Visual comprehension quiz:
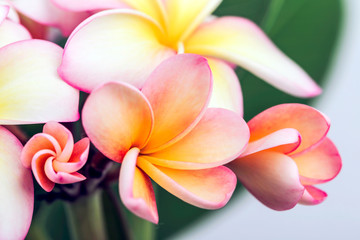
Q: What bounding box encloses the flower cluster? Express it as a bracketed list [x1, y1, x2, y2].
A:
[0, 1, 341, 239]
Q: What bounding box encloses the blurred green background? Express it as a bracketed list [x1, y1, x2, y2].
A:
[26, 0, 342, 239]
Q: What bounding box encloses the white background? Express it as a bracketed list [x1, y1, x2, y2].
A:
[175, 0, 360, 239]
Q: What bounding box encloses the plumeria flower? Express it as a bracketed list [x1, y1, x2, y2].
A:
[21, 122, 90, 192]
[82, 54, 250, 223]
[0, 127, 33, 239]
[10, 0, 91, 39]
[58, 0, 321, 116]
[228, 104, 342, 210]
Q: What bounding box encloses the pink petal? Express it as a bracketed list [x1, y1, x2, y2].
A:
[51, 0, 129, 11]
[0, 19, 31, 48]
[0, 39, 79, 124]
[248, 103, 330, 155]
[21, 133, 61, 168]
[119, 148, 158, 223]
[138, 158, 237, 209]
[229, 151, 304, 210]
[241, 128, 301, 157]
[53, 138, 90, 173]
[59, 9, 175, 92]
[207, 57, 243, 116]
[185, 17, 321, 97]
[294, 138, 342, 185]
[299, 186, 327, 205]
[43, 122, 74, 163]
[0, 5, 9, 23]
[12, 0, 91, 36]
[0, 126, 33, 239]
[31, 149, 56, 192]
[146, 108, 249, 169]
[44, 157, 86, 184]
[82, 82, 153, 163]
[141, 54, 212, 153]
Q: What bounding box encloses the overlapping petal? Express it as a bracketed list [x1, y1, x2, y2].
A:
[295, 138, 342, 185]
[299, 186, 327, 205]
[119, 148, 158, 223]
[51, 0, 129, 11]
[229, 151, 304, 210]
[12, 0, 90, 36]
[185, 17, 321, 97]
[0, 18, 31, 48]
[138, 157, 236, 209]
[0, 39, 79, 124]
[59, 10, 175, 92]
[0, 5, 9, 23]
[0, 127, 33, 239]
[146, 108, 249, 169]
[207, 57, 243, 115]
[247, 103, 330, 155]
[162, 0, 222, 44]
[141, 54, 212, 152]
[82, 82, 153, 162]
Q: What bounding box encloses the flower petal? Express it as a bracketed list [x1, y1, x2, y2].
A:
[294, 138, 342, 185]
[141, 54, 212, 153]
[43, 122, 74, 163]
[53, 138, 90, 173]
[59, 9, 175, 92]
[44, 157, 86, 184]
[229, 151, 304, 210]
[247, 104, 330, 155]
[0, 5, 9, 23]
[0, 127, 33, 239]
[185, 17, 321, 97]
[146, 108, 249, 169]
[163, 0, 222, 44]
[299, 186, 327, 205]
[51, 0, 129, 11]
[0, 39, 79, 124]
[241, 128, 301, 157]
[207, 57, 243, 115]
[119, 148, 158, 223]
[82, 82, 153, 163]
[138, 157, 236, 209]
[31, 149, 56, 192]
[12, 0, 90, 36]
[0, 19, 31, 48]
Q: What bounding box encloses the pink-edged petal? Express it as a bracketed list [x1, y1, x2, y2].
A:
[141, 54, 212, 153]
[52, 0, 128, 11]
[82, 82, 153, 163]
[44, 157, 86, 184]
[43, 122, 74, 163]
[138, 157, 236, 209]
[21, 133, 61, 168]
[59, 9, 175, 92]
[162, 0, 222, 45]
[0, 39, 79, 124]
[12, 0, 90, 36]
[299, 185, 327, 205]
[31, 149, 56, 192]
[294, 138, 342, 185]
[248, 103, 330, 155]
[0, 5, 9, 23]
[0, 19, 31, 48]
[119, 148, 158, 223]
[0, 126, 33, 239]
[53, 138, 90, 173]
[146, 108, 249, 169]
[241, 128, 301, 157]
[207, 57, 243, 115]
[0, 1, 20, 23]
[185, 17, 321, 97]
[229, 151, 304, 210]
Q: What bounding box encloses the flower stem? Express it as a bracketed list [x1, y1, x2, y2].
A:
[65, 190, 107, 240]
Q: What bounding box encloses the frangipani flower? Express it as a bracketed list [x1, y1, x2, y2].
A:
[59, 0, 321, 116]
[228, 104, 342, 210]
[82, 54, 249, 223]
[0, 127, 33, 239]
[10, 0, 91, 39]
[21, 122, 90, 192]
